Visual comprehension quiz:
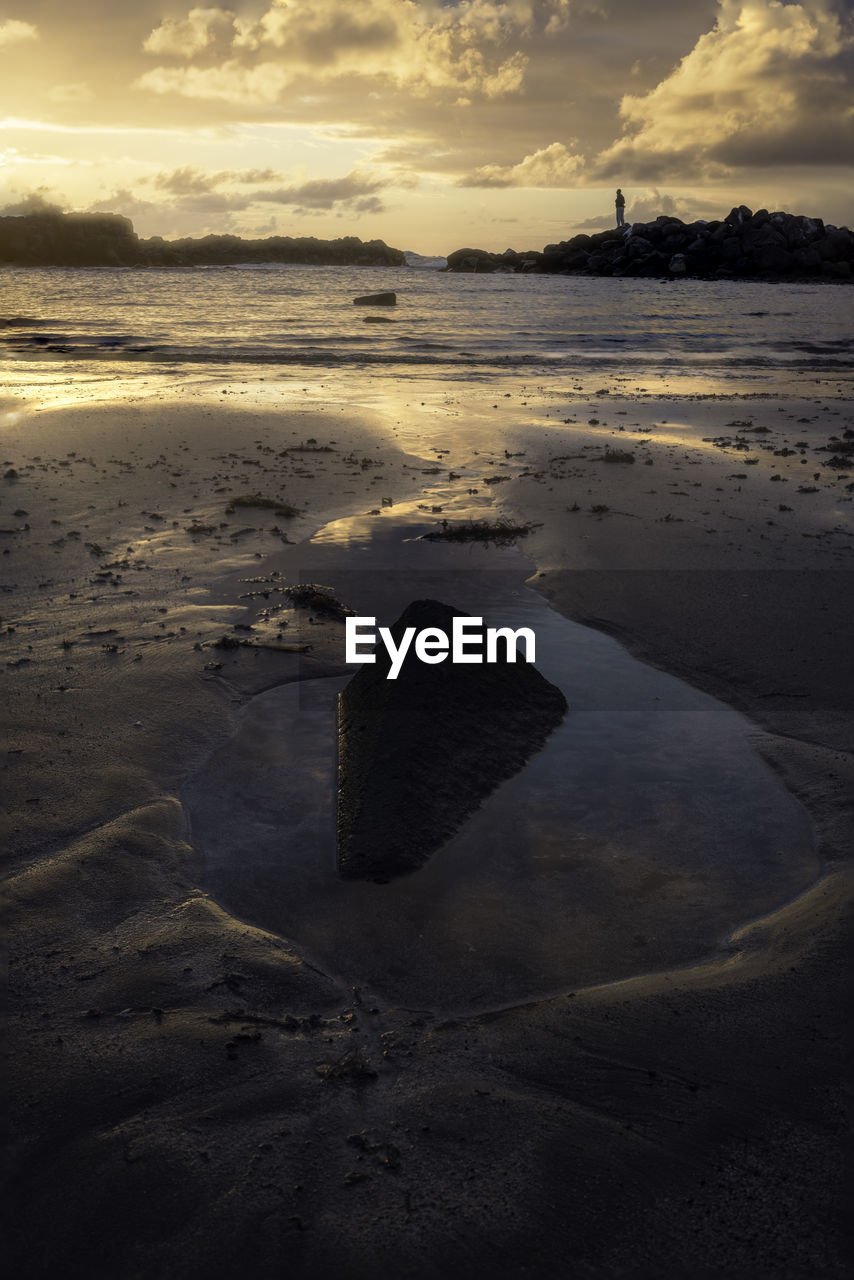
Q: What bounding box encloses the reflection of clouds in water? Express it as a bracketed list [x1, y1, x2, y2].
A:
[185, 587, 817, 1014]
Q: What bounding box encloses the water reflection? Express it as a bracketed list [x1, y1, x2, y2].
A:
[185, 547, 817, 1014]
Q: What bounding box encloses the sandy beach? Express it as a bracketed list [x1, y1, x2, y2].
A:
[3, 373, 852, 1277]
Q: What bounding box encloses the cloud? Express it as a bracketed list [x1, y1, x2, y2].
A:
[1, 145, 74, 168]
[595, 0, 854, 180]
[135, 0, 556, 104]
[251, 0, 403, 60]
[252, 170, 386, 210]
[458, 141, 586, 187]
[576, 188, 722, 230]
[143, 8, 237, 58]
[154, 166, 220, 196]
[109, 166, 389, 223]
[0, 189, 64, 215]
[153, 166, 284, 194]
[0, 18, 38, 47]
[135, 61, 292, 105]
[88, 187, 162, 219]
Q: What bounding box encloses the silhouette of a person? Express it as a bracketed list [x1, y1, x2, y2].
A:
[615, 189, 626, 227]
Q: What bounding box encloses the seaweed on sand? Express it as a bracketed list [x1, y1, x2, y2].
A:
[422, 519, 534, 546]
[226, 494, 300, 517]
[598, 448, 635, 464]
[283, 583, 352, 620]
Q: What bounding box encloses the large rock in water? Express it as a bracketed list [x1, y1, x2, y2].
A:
[353, 291, 396, 305]
[337, 599, 568, 881]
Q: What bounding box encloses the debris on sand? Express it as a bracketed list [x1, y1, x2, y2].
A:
[283, 583, 353, 620]
[422, 519, 533, 545]
[226, 494, 299, 517]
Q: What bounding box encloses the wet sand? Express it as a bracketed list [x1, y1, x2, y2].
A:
[3, 377, 852, 1278]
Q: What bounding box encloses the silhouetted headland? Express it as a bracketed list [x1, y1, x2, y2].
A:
[446, 206, 854, 280]
[0, 210, 405, 268]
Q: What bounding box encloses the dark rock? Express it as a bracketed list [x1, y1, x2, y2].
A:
[445, 248, 499, 273]
[782, 215, 824, 249]
[446, 206, 852, 281]
[589, 228, 625, 249]
[556, 249, 591, 272]
[586, 252, 615, 274]
[337, 599, 568, 882]
[721, 238, 745, 263]
[753, 244, 795, 274]
[353, 291, 397, 306]
[443, 246, 543, 274]
[822, 259, 852, 279]
[741, 223, 787, 250]
[624, 235, 655, 260]
[795, 246, 823, 272]
[819, 227, 854, 260]
[622, 250, 671, 278]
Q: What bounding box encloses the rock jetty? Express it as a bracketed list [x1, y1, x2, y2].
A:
[0, 210, 406, 268]
[337, 599, 568, 883]
[445, 207, 853, 281]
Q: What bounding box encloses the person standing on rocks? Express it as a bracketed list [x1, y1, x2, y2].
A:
[615, 189, 626, 227]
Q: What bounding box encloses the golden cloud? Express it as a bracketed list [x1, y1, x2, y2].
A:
[459, 141, 586, 186]
[596, 0, 854, 179]
[136, 60, 292, 105]
[0, 18, 39, 47]
[135, 0, 550, 103]
[143, 7, 237, 58]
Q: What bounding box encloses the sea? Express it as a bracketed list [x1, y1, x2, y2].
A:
[1, 261, 852, 401]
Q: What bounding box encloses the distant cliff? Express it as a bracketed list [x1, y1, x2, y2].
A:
[0, 211, 406, 268]
[445, 207, 853, 281]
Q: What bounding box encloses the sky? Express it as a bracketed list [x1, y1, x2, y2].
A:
[0, 0, 852, 254]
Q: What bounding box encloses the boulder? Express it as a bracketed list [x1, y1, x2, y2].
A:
[818, 227, 854, 261]
[444, 246, 543, 273]
[622, 250, 671, 277]
[624, 235, 655, 260]
[794, 246, 823, 272]
[753, 244, 795, 275]
[585, 251, 615, 274]
[353, 291, 397, 306]
[337, 599, 568, 882]
[741, 222, 787, 250]
[557, 249, 591, 272]
[445, 248, 499, 272]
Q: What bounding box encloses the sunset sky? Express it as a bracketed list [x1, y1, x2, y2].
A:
[1, 0, 852, 254]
